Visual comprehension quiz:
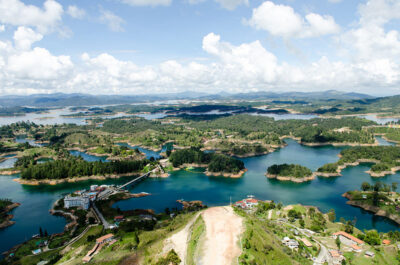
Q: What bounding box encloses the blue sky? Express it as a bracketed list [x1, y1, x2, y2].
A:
[0, 0, 399, 95]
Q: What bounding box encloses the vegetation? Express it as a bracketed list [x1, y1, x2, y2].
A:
[187, 215, 205, 265]
[267, 164, 312, 178]
[169, 148, 245, 173]
[20, 157, 148, 180]
[318, 146, 400, 173]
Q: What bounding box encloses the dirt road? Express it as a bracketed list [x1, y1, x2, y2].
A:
[200, 206, 243, 265]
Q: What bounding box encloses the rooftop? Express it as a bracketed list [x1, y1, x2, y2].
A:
[96, 233, 114, 244]
[333, 231, 364, 245]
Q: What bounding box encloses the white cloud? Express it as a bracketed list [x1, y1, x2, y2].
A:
[0, 25, 4, 32]
[0, 0, 63, 34]
[13, 27, 43, 50]
[328, 0, 342, 3]
[7, 47, 72, 79]
[247, 1, 340, 38]
[120, 0, 172, 7]
[100, 10, 125, 32]
[215, 0, 248, 10]
[67, 5, 85, 19]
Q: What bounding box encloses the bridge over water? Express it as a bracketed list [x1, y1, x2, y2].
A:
[118, 172, 150, 190]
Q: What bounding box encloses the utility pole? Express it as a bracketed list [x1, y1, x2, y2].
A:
[230, 196, 232, 206]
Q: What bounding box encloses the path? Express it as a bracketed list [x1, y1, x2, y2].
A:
[163, 212, 201, 264]
[200, 206, 243, 265]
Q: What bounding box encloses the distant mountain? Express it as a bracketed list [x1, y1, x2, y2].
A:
[0, 90, 374, 108]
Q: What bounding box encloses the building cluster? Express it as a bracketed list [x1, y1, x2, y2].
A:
[64, 185, 114, 210]
[234, 195, 259, 209]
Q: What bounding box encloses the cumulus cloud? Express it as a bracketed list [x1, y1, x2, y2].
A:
[7, 47, 73, 79]
[247, 1, 340, 38]
[120, 0, 172, 7]
[0, 25, 4, 32]
[0, 0, 63, 34]
[67, 5, 86, 19]
[13, 27, 43, 50]
[99, 10, 125, 32]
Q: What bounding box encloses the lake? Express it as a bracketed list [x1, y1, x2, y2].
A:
[0, 137, 399, 255]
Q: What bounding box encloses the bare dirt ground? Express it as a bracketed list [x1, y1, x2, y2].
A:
[163, 212, 200, 264]
[200, 206, 243, 265]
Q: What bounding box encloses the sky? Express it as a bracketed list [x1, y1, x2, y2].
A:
[0, 0, 399, 96]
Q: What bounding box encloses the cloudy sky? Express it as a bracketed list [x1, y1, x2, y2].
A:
[0, 0, 399, 96]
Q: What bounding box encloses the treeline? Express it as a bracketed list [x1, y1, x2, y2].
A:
[0, 198, 12, 212]
[169, 148, 244, 173]
[267, 164, 312, 178]
[20, 158, 148, 180]
[318, 146, 400, 173]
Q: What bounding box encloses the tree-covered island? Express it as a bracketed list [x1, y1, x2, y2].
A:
[266, 164, 314, 182]
[317, 146, 400, 177]
[168, 147, 246, 177]
[0, 198, 20, 229]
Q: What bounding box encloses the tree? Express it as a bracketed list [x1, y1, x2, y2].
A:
[44, 229, 48, 237]
[374, 182, 383, 192]
[336, 236, 341, 250]
[361, 182, 371, 191]
[364, 230, 381, 245]
[344, 221, 354, 234]
[39, 227, 43, 238]
[328, 209, 336, 222]
[299, 219, 305, 228]
[392, 182, 398, 192]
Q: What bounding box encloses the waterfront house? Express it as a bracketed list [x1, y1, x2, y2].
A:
[329, 250, 345, 265]
[333, 231, 365, 246]
[282, 237, 299, 250]
[114, 215, 125, 222]
[64, 194, 90, 210]
[382, 239, 391, 245]
[234, 196, 259, 209]
[351, 244, 362, 252]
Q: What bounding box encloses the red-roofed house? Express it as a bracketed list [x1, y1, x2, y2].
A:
[333, 231, 364, 246]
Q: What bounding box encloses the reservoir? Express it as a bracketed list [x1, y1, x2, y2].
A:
[0, 137, 399, 255]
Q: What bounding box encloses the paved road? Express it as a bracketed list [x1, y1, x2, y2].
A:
[275, 220, 333, 265]
[92, 202, 111, 229]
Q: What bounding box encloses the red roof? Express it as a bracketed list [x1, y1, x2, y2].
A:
[96, 234, 114, 244]
[333, 231, 364, 245]
[114, 215, 124, 219]
[245, 198, 258, 204]
[383, 239, 391, 245]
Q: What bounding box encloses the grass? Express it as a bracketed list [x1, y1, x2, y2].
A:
[187, 215, 205, 265]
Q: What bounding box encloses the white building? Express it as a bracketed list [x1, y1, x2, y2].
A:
[64, 195, 90, 210]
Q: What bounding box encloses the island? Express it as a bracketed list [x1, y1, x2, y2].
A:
[266, 164, 314, 182]
[317, 146, 400, 177]
[168, 148, 246, 178]
[0, 198, 20, 229]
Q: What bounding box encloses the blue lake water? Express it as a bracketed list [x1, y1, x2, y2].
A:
[0, 137, 399, 256]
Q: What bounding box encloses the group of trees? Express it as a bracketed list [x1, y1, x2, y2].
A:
[20, 158, 148, 180]
[0, 198, 12, 213]
[267, 164, 312, 178]
[169, 148, 244, 173]
[361, 181, 398, 192]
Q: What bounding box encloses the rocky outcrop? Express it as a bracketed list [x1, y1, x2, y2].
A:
[266, 173, 315, 183]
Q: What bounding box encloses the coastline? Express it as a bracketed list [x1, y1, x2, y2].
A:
[13, 172, 141, 186]
[0, 203, 20, 229]
[266, 173, 315, 183]
[342, 192, 400, 226]
[316, 159, 384, 178]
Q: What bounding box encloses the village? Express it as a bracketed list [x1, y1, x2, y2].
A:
[234, 195, 398, 265]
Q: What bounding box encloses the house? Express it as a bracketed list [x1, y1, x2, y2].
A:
[301, 238, 313, 248]
[96, 234, 114, 244]
[282, 237, 299, 250]
[329, 250, 345, 265]
[365, 251, 375, 258]
[234, 196, 259, 209]
[114, 215, 124, 222]
[383, 239, 391, 245]
[333, 231, 365, 246]
[64, 195, 90, 210]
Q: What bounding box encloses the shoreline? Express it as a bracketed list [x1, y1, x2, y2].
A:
[0, 203, 20, 229]
[316, 159, 385, 178]
[342, 192, 400, 226]
[13, 172, 142, 186]
[266, 173, 315, 183]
